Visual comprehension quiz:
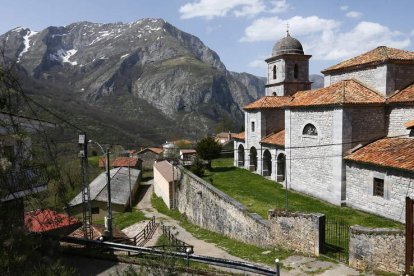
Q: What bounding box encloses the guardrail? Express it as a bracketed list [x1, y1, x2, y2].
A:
[60, 236, 280, 275]
[153, 224, 193, 253]
[134, 216, 157, 246]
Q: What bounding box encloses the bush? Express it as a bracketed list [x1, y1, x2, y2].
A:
[190, 157, 204, 177]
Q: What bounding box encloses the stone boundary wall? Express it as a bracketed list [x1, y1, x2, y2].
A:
[176, 166, 324, 255]
[268, 210, 325, 256]
[349, 225, 405, 274]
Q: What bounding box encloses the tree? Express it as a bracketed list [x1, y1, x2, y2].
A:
[190, 156, 204, 177]
[195, 136, 221, 169]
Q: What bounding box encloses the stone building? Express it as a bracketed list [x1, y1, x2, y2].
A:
[235, 31, 414, 221]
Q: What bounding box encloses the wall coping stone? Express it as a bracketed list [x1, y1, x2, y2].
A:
[268, 209, 324, 219]
[350, 225, 404, 235]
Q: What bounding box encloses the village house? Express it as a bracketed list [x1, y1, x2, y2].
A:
[179, 149, 197, 165]
[153, 160, 180, 209]
[235, 31, 414, 222]
[69, 167, 141, 220]
[137, 147, 163, 169]
[215, 131, 235, 145]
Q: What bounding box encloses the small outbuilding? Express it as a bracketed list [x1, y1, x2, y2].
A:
[69, 167, 141, 220]
[137, 147, 163, 169]
[153, 160, 180, 209]
[25, 209, 81, 236]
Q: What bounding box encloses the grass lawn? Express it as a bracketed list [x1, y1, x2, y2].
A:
[94, 208, 147, 230]
[151, 194, 292, 266]
[202, 158, 402, 229]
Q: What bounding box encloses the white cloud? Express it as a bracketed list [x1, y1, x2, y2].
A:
[180, 0, 264, 19]
[346, 11, 362, 18]
[241, 16, 411, 61]
[240, 15, 339, 42]
[340, 5, 348, 11]
[179, 0, 288, 19]
[248, 57, 267, 68]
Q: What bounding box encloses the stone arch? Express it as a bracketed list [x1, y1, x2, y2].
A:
[249, 147, 258, 172]
[277, 153, 286, 182]
[263, 149, 272, 176]
[237, 144, 245, 167]
[302, 123, 318, 136]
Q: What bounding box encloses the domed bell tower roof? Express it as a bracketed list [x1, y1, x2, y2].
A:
[272, 32, 304, 56]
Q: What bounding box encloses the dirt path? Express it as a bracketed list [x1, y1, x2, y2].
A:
[123, 180, 360, 276]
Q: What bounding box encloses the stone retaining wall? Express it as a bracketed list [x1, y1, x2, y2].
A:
[349, 225, 405, 274]
[268, 210, 325, 256]
[176, 166, 324, 255]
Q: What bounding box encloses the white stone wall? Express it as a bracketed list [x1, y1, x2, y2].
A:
[387, 106, 414, 137]
[346, 162, 414, 222]
[234, 140, 246, 168]
[261, 146, 285, 183]
[286, 107, 345, 205]
[324, 65, 388, 96]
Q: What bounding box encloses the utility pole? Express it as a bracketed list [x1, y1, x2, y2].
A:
[79, 133, 92, 239]
[128, 153, 132, 210]
[105, 148, 112, 240]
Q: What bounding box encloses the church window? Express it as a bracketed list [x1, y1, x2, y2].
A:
[302, 124, 317, 136]
[251, 122, 255, 132]
[272, 92, 277, 96]
[272, 65, 277, 79]
[373, 178, 384, 197]
[294, 64, 298, 79]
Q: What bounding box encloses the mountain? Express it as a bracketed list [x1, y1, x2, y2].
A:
[310, 74, 324, 89]
[0, 19, 265, 146]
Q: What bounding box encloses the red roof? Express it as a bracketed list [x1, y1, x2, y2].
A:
[345, 137, 414, 171]
[388, 82, 414, 104]
[138, 147, 163, 155]
[260, 130, 285, 146]
[243, 96, 292, 110]
[25, 209, 80, 233]
[289, 80, 384, 107]
[112, 157, 139, 167]
[322, 46, 414, 73]
[233, 131, 245, 141]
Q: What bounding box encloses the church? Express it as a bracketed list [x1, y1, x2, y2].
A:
[233, 31, 414, 222]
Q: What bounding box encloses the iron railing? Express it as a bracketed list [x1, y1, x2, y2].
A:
[149, 224, 193, 253]
[322, 217, 349, 263]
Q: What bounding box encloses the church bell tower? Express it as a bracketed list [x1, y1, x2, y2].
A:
[265, 30, 312, 96]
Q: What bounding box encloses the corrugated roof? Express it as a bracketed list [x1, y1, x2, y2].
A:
[233, 131, 245, 141]
[387, 82, 414, 103]
[322, 46, 414, 73]
[345, 137, 414, 171]
[153, 160, 180, 183]
[243, 96, 292, 110]
[25, 209, 80, 233]
[289, 79, 384, 107]
[70, 167, 141, 206]
[260, 130, 285, 146]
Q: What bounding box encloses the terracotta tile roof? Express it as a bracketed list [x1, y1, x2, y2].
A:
[405, 119, 414, 129]
[243, 96, 292, 110]
[25, 209, 80, 233]
[322, 46, 414, 73]
[345, 137, 414, 171]
[289, 80, 384, 107]
[387, 82, 414, 103]
[233, 131, 245, 141]
[260, 130, 285, 146]
[112, 157, 139, 167]
[148, 147, 163, 154]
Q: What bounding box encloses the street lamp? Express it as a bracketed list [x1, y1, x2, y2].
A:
[89, 139, 112, 240]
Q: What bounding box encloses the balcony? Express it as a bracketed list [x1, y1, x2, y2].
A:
[1, 165, 49, 202]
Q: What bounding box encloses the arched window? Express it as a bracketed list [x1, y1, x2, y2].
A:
[272, 92, 277, 96]
[302, 123, 318, 136]
[272, 65, 277, 79]
[294, 64, 298, 79]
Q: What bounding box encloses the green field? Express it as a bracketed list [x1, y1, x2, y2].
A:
[202, 158, 401, 229]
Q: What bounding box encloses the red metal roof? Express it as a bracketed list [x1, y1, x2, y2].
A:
[260, 130, 285, 146]
[289, 80, 384, 107]
[112, 157, 140, 167]
[25, 209, 80, 233]
[345, 137, 414, 171]
[322, 46, 414, 73]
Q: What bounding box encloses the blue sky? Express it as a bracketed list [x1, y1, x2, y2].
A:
[1, 0, 413, 76]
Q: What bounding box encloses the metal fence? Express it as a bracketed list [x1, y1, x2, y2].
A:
[322, 217, 349, 263]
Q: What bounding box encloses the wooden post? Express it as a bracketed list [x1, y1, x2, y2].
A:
[406, 197, 413, 276]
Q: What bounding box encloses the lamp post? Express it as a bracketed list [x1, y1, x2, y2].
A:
[89, 140, 112, 240]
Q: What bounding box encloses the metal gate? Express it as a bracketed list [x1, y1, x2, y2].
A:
[322, 217, 350, 263]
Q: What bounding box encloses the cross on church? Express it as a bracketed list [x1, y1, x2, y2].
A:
[286, 23, 290, 35]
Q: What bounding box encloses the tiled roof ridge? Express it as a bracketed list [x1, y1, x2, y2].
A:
[345, 78, 385, 99]
[387, 80, 414, 101]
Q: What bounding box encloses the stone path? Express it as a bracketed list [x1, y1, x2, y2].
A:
[122, 179, 360, 275]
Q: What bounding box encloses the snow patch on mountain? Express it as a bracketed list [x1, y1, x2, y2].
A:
[50, 49, 78, 65]
[17, 30, 38, 63]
